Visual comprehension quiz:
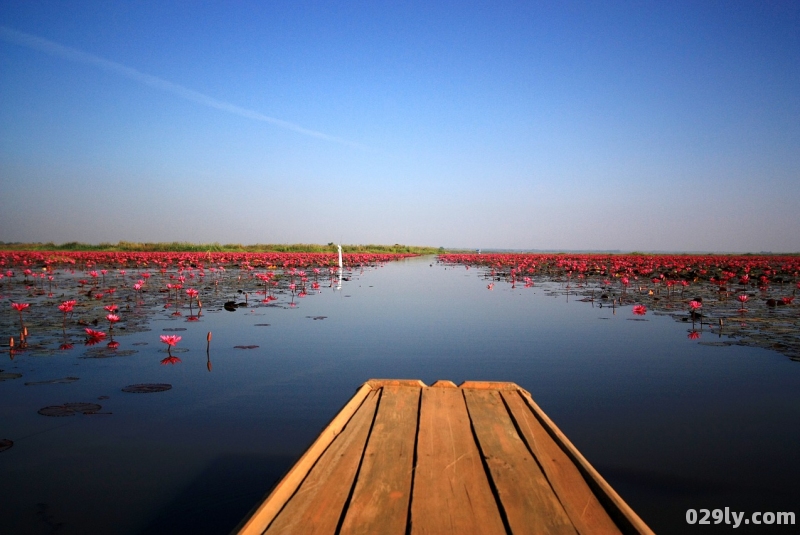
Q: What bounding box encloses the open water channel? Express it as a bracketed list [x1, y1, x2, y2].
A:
[1, 255, 799, 533]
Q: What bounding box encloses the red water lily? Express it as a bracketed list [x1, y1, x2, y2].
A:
[632, 304, 647, 315]
[160, 334, 182, 356]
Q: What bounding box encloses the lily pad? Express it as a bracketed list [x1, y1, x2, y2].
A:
[162, 328, 187, 332]
[0, 439, 12, 452]
[0, 372, 22, 381]
[25, 377, 80, 386]
[38, 405, 72, 417]
[122, 383, 172, 393]
[64, 402, 102, 413]
[254, 324, 271, 326]
[80, 349, 137, 359]
[234, 345, 259, 349]
[38, 402, 102, 416]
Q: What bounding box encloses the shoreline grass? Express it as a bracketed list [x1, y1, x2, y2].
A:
[0, 241, 446, 255]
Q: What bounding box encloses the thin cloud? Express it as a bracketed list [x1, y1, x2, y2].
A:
[0, 26, 365, 149]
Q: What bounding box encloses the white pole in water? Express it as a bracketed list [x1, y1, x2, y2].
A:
[336, 244, 343, 291]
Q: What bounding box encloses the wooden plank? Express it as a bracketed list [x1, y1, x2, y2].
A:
[430, 380, 457, 388]
[460, 381, 519, 390]
[237, 382, 374, 535]
[264, 389, 380, 534]
[501, 390, 621, 535]
[464, 389, 577, 535]
[518, 392, 655, 535]
[410, 386, 506, 535]
[340, 385, 420, 535]
[367, 379, 427, 388]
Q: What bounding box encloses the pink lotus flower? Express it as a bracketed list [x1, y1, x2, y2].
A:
[160, 334, 181, 356]
[632, 305, 647, 315]
[689, 300, 703, 310]
[104, 304, 118, 312]
[11, 302, 29, 328]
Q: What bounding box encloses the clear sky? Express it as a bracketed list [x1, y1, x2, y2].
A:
[1, 1, 798, 252]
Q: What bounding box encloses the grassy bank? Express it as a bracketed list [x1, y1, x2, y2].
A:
[0, 241, 445, 255]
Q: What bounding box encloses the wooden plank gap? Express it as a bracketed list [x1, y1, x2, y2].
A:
[335, 386, 388, 534]
[461, 388, 514, 535]
[463, 389, 577, 534]
[405, 386, 422, 535]
[501, 390, 621, 535]
[517, 391, 654, 535]
[410, 387, 506, 534]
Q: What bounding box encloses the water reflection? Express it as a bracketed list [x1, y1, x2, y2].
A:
[442, 254, 800, 362]
[0, 253, 799, 534]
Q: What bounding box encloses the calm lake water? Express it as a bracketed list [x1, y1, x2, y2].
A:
[2, 255, 799, 534]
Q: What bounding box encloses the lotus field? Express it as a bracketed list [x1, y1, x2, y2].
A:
[439, 253, 800, 361]
[2, 250, 797, 363]
[0, 250, 416, 360]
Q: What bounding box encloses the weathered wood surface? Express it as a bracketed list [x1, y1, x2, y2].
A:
[237, 380, 654, 535]
[411, 384, 506, 534]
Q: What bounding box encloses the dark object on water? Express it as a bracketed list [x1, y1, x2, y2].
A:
[224, 301, 238, 311]
[236, 379, 653, 535]
[25, 377, 79, 386]
[122, 383, 172, 394]
[38, 402, 102, 417]
[0, 439, 12, 452]
[766, 299, 777, 307]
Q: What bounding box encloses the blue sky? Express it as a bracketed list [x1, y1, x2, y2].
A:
[1, 1, 798, 252]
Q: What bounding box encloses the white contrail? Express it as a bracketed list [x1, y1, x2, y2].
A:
[0, 26, 365, 148]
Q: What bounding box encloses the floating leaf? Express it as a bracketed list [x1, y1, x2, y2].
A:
[0, 372, 22, 381]
[234, 345, 259, 349]
[162, 328, 187, 332]
[25, 377, 80, 386]
[0, 439, 12, 452]
[254, 324, 271, 326]
[38, 402, 102, 416]
[38, 405, 75, 417]
[80, 348, 137, 359]
[64, 402, 102, 413]
[122, 383, 172, 394]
